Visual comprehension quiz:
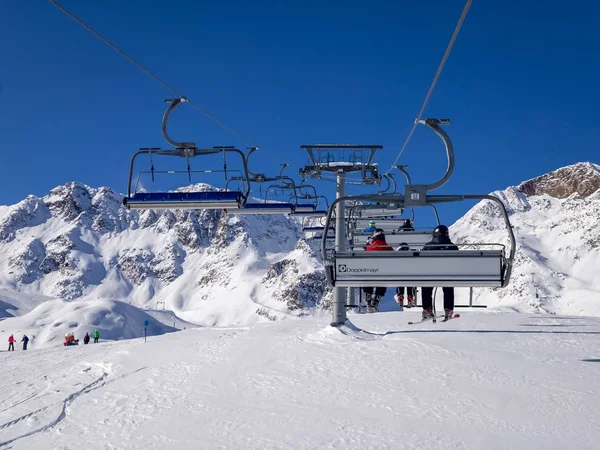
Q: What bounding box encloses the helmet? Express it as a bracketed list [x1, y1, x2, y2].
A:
[397, 242, 409, 251]
[372, 228, 385, 239]
[368, 220, 376, 227]
[432, 225, 450, 238]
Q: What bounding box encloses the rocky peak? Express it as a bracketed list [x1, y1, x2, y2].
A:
[517, 162, 600, 199]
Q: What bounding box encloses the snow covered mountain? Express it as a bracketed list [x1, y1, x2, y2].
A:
[451, 162, 600, 315]
[0, 182, 328, 334]
[0, 161, 599, 348]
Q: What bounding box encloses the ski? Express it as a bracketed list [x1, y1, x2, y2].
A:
[408, 315, 442, 325]
[441, 313, 460, 322]
[408, 313, 460, 325]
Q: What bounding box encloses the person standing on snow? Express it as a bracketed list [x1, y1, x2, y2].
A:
[21, 335, 29, 350]
[361, 228, 393, 313]
[83, 332, 90, 345]
[93, 330, 100, 343]
[420, 225, 458, 321]
[394, 243, 416, 308]
[8, 334, 15, 351]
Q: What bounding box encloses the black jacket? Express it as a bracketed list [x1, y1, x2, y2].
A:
[423, 235, 458, 251]
[398, 223, 415, 232]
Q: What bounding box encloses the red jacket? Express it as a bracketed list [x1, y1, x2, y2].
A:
[8, 336, 14, 343]
[365, 237, 393, 251]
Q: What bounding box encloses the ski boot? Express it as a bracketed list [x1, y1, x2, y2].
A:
[394, 294, 404, 307]
[408, 296, 416, 308]
[365, 293, 373, 313]
[422, 309, 434, 320]
[371, 295, 383, 313]
[444, 309, 454, 321]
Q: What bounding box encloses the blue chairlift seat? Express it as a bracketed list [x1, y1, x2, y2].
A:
[234, 202, 296, 214]
[123, 191, 243, 210]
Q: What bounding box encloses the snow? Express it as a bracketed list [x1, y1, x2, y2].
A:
[449, 185, 600, 315]
[0, 299, 177, 349]
[1, 311, 600, 449]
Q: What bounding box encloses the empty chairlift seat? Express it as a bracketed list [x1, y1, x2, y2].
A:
[329, 249, 506, 288]
[236, 202, 295, 214]
[123, 191, 244, 210]
[233, 202, 317, 215]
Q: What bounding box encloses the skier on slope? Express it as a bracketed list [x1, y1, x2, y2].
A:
[93, 330, 100, 343]
[83, 332, 90, 345]
[8, 334, 15, 351]
[394, 243, 417, 308]
[362, 228, 393, 313]
[21, 335, 29, 351]
[420, 225, 458, 321]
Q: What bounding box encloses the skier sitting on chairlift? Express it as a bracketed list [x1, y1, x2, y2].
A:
[398, 219, 414, 232]
[363, 220, 377, 232]
[394, 242, 417, 308]
[421, 225, 458, 321]
[361, 228, 393, 313]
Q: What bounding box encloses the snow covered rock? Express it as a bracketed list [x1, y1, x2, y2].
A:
[0, 182, 327, 327]
[451, 162, 600, 315]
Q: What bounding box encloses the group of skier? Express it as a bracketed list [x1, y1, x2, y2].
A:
[361, 219, 457, 321]
[6, 330, 100, 351]
[64, 330, 100, 346]
[7, 334, 28, 351]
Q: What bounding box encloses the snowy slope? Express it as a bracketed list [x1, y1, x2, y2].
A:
[450, 162, 600, 315]
[1, 310, 600, 449]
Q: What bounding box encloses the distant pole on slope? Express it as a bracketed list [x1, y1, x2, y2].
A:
[531, 273, 539, 298]
[144, 320, 149, 342]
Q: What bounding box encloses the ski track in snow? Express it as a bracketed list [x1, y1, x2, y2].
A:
[1, 311, 600, 449]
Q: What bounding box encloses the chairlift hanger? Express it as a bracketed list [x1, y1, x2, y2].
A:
[123, 98, 251, 210]
[321, 118, 516, 289]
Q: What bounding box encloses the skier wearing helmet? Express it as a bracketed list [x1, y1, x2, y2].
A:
[421, 225, 458, 320]
[363, 220, 377, 232]
[362, 228, 393, 313]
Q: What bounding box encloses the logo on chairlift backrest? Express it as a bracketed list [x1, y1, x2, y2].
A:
[410, 192, 420, 200]
[338, 264, 379, 273]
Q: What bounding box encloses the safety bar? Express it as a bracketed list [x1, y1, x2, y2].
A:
[322, 193, 516, 288]
[125, 148, 251, 202]
[329, 249, 505, 288]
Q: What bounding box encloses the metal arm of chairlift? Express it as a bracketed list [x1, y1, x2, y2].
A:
[376, 175, 392, 195]
[322, 193, 516, 288]
[418, 119, 454, 192]
[162, 98, 196, 150]
[396, 165, 412, 185]
[126, 99, 252, 200]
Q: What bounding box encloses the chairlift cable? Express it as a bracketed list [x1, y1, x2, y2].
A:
[48, 0, 258, 147]
[383, 0, 473, 176]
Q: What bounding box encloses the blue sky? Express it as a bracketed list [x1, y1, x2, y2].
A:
[1, 0, 599, 226]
